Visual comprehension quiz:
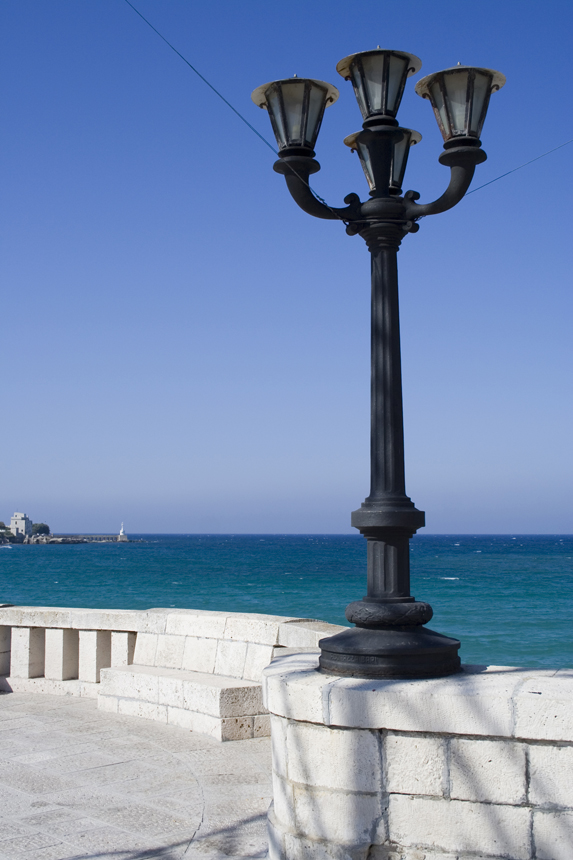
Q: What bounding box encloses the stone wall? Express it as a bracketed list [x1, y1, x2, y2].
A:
[264, 653, 573, 860]
[0, 606, 344, 741]
[0, 604, 343, 698]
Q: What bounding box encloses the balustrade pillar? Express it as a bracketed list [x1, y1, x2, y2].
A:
[0, 626, 11, 675]
[79, 630, 111, 683]
[10, 627, 45, 678]
[45, 628, 79, 681]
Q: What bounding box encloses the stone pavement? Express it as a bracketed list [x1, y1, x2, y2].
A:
[0, 691, 272, 860]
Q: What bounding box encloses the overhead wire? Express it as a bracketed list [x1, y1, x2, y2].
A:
[123, 0, 571, 214]
[465, 137, 573, 195]
[123, 0, 276, 155]
[122, 0, 348, 225]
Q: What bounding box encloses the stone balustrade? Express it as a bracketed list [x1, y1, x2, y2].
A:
[0, 604, 344, 741]
[0, 606, 150, 695]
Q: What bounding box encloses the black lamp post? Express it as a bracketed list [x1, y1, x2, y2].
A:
[252, 51, 505, 679]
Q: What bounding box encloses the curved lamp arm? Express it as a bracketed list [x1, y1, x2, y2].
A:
[403, 146, 487, 220]
[273, 156, 361, 221]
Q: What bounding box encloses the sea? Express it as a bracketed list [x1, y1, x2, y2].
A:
[1, 534, 571, 670]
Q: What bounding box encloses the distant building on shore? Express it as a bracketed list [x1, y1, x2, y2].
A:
[10, 512, 32, 538]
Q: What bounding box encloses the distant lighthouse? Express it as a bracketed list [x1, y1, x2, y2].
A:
[117, 522, 129, 542]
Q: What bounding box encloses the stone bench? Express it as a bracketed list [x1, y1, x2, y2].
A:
[97, 611, 340, 741]
[99, 664, 267, 741]
[0, 605, 344, 741]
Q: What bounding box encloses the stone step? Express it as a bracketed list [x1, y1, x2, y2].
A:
[0, 676, 99, 697]
[98, 664, 269, 742]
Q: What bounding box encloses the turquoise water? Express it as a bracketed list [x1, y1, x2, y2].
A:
[1, 534, 571, 669]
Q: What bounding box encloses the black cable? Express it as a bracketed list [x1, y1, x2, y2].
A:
[466, 137, 573, 195]
[123, 0, 277, 155]
[122, 0, 346, 223]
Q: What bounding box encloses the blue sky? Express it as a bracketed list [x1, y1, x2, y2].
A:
[1, 0, 572, 533]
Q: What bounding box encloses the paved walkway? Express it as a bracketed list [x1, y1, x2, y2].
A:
[0, 691, 272, 860]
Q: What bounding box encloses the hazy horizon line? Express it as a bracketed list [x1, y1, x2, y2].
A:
[48, 532, 573, 537]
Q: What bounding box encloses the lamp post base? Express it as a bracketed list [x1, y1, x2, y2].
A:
[318, 625, 461, 678]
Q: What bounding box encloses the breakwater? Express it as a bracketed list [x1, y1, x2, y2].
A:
[21, 534, 130, 544]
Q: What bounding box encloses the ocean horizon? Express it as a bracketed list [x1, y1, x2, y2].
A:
[1, 533, 571, 670]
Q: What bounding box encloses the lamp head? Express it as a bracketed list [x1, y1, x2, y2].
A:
[336, 49, 422, 126]
[415, 65, 506, 146]
[344, 127, 421, 196]
[252, 77, 339, 156]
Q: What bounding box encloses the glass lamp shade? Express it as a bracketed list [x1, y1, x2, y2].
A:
[251, 77, 339, 152]
[336, 50, 422, 122]
[344, 128, 421, 194]
[415, 66, 506, 142]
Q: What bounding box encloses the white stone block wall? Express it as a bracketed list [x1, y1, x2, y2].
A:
[264, 654, 573, 860]
[183, 636, 218, 673]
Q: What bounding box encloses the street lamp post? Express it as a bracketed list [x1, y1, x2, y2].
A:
[253, 51, 505, 679]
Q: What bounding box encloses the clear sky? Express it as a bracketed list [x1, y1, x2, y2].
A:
[1, 0, 572, 534]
